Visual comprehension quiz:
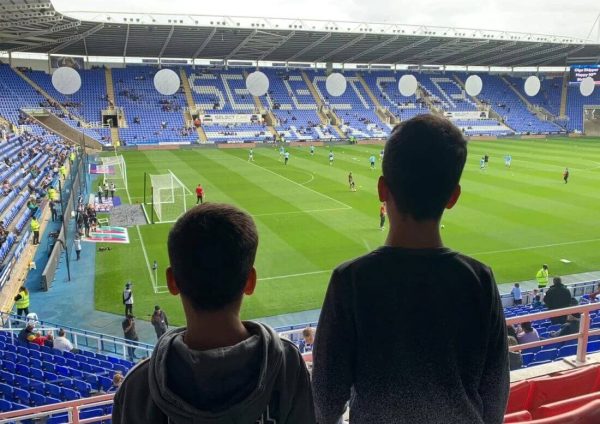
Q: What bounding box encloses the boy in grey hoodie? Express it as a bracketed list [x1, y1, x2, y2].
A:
[113, 203, 316, 424]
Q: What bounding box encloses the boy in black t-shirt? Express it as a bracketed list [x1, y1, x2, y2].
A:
[313, 115, 509, 424]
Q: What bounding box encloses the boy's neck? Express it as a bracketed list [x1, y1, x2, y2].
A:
[183, 308, 250, 351]
[385, 215, 443, 249]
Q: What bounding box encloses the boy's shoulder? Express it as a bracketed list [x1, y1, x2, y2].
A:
[334, 247, 493, 281]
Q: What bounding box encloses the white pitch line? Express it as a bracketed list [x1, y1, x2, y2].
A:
[468, 237, 600, 256]
[136, 225, 158, 293]
[232, 155, 352, 210]
[252, 207, 350, 218]
[259, 270, 330, 281]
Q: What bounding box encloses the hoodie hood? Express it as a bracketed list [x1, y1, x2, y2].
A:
[147, 321, 284, 424]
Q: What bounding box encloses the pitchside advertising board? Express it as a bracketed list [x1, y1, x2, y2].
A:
[570, 65, 600, 85]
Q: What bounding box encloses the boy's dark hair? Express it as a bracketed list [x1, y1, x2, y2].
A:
[382, 115, 467, 220]
[167, 203, 258, 311]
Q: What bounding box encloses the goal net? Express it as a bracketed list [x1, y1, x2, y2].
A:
[148, 171, 192, 223]
[584, 106, 600, 136]
[100, 155, 128, 193]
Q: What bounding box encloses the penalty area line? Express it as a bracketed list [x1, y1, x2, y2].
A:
[251, 207, 351, 217]
[136, 225, 158, 293]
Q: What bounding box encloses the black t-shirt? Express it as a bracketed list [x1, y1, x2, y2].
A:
[122, 319, 138, 341]
[313, 246, 509, 424]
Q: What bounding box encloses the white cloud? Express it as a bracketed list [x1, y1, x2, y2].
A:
[54, 0, 600, 40]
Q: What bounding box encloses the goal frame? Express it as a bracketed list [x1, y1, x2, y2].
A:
[143, 170, 193, 224]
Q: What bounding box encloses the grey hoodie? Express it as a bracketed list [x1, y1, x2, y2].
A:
[113, 321, 316, 424]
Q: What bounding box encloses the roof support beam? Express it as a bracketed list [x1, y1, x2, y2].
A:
[192, 27, 217, 59]
[401, 39, 460, 63]
[428, 40, 490, 64]
[481, 42, 544, 65]
[0, 3, 52, 12]
[0, 21, 81, 43]
[47, 23, 105, 54]
[225, 29, 258, 59]
[286, 33, 331, 61]
[0, 16, 62, 30]
[368, 37, 430, 64]
[122, 24, 130, 58]
[513, 44, 573, 67]
[158, 25, 175, 59]
[257, 31, 295, 61]
[458, 41, 518, 64]
[344, 35, 399, 63]
[538, 46, 586, 66]
[315, 33, 366, 62]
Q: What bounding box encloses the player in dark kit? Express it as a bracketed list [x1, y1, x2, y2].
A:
[484, 154, 489, 168]
[379, 203, 386, 230]
[563, 168, 569, 184]
[348, 172, 356, 191]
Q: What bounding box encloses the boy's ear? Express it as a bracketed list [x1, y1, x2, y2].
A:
[244, 267, 257, 296]
[166, 267, 180, 296]
[378, 176, 389, 202]
[446, 184, 461, 210]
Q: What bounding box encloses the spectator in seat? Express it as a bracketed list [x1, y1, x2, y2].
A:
[30, 332, 48, 346]
[54, 328, 74, 353]
[544, 277, 573, 324]
[18, 324, 34, 344]
[552, 313, 580, 337]
[508, 336, 522, 371]
[516, 322, 540, 344]
[298, 327, 315, 353]
[44, 333, 54, 348]
[113, 203, 315, 424]
[312, 115, 509, 424]
[109, 372, 124, 393]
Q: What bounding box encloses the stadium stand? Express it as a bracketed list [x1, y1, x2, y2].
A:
[0, 328, 133, 413]
[566, 82, 600, 132]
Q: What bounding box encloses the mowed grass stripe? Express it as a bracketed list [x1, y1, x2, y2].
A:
[93, 139, 600, 322]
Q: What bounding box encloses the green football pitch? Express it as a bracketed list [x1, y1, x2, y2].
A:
[94, 138, 600, 325]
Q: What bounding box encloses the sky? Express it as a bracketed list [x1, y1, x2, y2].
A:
[53, 0, 600, 41]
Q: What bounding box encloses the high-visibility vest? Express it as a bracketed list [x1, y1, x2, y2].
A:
[60, 166, 66, 176]
[15, 290, 29, 309]
[536, 269, 548, 287]
[30, 220, 40, 232]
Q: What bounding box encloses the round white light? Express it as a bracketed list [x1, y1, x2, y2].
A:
[398, 74, 418, 97]
[153, 69, 180, 96]
[524, 76, 541, 97]
[325, 73, 347, 97]
[580, 77, 595, 97]
[51, 67, 82, 95]
[246, 71, 269, 97]
[464, 74, 483, 97]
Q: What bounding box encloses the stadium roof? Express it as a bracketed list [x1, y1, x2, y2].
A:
[1, 0, 599, 66]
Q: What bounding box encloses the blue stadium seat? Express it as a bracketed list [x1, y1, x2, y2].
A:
[588, 340, 600, 353]
[0, 398, 11, 412]
[55, 365, 70, 378]
[29, 350, 42, 361]
[534, 349, 558, 362]
[13, 375, 29, 388]
[30, 367, 44, 381]
[43, 372, 58, 383]
[46, 396, 61, 404]
[0, 382, 13, 399]
[42, 363, 56, 373]
[85, 374, 99, 389]
[2, 361, 16, 373]
[62, 351, 76, 360]
[45, 383, 61, 399]
[29, 391, 46, 406]
[80, 408, 103, 420]
[98, 376, 112, 392]
[2, 351, 16, 363]
[29, 358, 43, 370]
[4, 344, 17, 354]
[15, 354, 29, 365]
[66, 358, 79, 369]
[69, 368, 83, 379]
[12, 387, 30, 405]
[53, 356, 67, 366]
[0, 371, 15, 385]
[61, 387, 81, 401]
[27, 343, 40, 351]
[15, 363, 29, 376]
[73, 379, 92, 397]
[558, 344, 578, 357]
[16, 346, 28, 356]
[521, 353, 535, 366]
[48, 413, 69, 424]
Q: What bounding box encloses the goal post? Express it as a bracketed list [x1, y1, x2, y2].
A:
[100, 154, 128, 193]
[144, 170, 193, 223]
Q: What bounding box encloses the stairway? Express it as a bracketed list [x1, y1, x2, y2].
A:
[179, 68, 208, 143]
[104, 68, 121, 146]
[356, 73, 398, 125]
[416, 87, 444, 117]
[559, 72, 569, 118]
[452, 75, 485, 108]
[242, 71, 278, 138]
[26, 110, 103, 149]
[300, 71, 345, 137]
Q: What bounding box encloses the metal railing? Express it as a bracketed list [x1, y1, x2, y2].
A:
[0, 393, 114, 423]
[2, 313, 153, 360]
